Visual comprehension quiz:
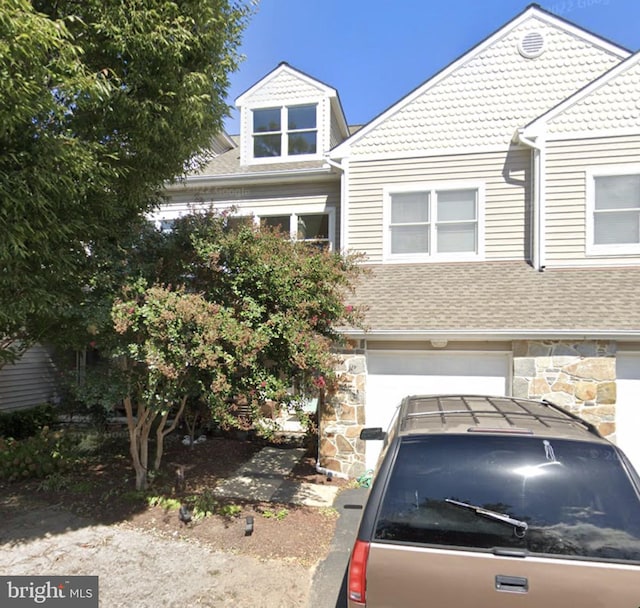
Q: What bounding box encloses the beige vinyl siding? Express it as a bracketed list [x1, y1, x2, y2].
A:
[0, 345, 57, 412]
[545, 135, 640, 266]
[347, 149, 531, 262]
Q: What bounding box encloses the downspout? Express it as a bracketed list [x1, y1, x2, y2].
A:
[515, 129, 546, 271]
[324, 157, 348, 253]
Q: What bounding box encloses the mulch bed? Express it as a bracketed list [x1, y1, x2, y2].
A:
[1, 432, 349, 566]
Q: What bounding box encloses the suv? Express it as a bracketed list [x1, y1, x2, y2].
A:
[348, 395, 640, 607]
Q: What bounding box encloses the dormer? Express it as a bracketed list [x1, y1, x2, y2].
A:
[236, 62, 349, 166]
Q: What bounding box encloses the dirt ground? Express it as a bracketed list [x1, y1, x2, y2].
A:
[0, 433, 349, 607]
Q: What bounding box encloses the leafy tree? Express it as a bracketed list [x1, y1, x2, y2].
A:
[69, 211, 364, 490]
[0, 0, 250, 365]
[112, 282, 267, 490]
[154, 211, 365, 420]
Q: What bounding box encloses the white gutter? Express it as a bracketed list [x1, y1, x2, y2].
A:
[515, 129, 545, 272]
[324, 157, 349, 252]
[165, 166, 338, 191]
[340, 328, 640, 341]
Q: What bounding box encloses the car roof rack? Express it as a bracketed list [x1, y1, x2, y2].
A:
[398, 395, 603, 439]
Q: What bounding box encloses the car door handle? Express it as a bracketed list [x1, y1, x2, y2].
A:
[495, 575, 528, 593]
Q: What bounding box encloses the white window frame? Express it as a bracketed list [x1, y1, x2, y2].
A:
[152, 204, 335, 250]
[257, 204, 336, 251]
[586, 165, 640, 257]
[383, 181, 485, 263]
[251, 104, 318, 162]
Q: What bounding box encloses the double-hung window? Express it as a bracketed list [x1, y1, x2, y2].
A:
[587, 167, 640, 255]
[287, 105, 317, 155]
[386, 184, 482, 260]
[252, 104, 317, 159]
[253, 108, 282, 157]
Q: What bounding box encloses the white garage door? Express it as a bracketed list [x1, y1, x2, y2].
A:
[364, 350, 510, 470]
[616, 353, 640, 473]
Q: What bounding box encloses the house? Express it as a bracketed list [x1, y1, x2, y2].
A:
[0, 345, 57, 412]
[156, 4, 640, 477]
[159, 64, 350, 249]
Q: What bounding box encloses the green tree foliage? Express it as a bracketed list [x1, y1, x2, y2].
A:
[110, 281, 268, 490]
[73, 211, 364, 490]
[0, 0, 250, 364]
[169, 211, 366, 413]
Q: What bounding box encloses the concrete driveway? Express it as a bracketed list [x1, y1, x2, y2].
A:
[309, 488, 368, 608]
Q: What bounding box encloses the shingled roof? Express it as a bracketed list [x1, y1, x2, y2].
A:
[346, 261, 640, 338]
[191, 138, 329, 178]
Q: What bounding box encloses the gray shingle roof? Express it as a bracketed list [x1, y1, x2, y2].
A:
[347, 261, 640, 336]
[194, 143, 328, 178]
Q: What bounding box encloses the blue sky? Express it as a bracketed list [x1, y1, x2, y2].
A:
[223, 0, 640, 134]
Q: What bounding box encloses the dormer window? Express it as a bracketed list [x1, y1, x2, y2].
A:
[252, 104, 317, 159]
[253, 108, 281, 157]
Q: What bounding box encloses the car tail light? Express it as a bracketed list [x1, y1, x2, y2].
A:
[348, 539, 370, 605]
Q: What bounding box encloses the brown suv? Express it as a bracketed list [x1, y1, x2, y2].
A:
[348, 395, 640, 607]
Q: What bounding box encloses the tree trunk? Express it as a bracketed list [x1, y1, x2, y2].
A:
[184, 405, 201, 450]
[124, 395, 146, 490]
[154, 395, 188, 471]
[124, 395, 155, 491]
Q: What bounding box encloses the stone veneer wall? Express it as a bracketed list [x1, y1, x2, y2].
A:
[317, 350, 367, 478]
[512, 340, 617, 439]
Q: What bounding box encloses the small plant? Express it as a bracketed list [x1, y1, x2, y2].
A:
[319, 506, 339, 519]
[262, 508, 288, 521]
[70, 480, 94, 494]
[191, 489, 218, 519]
[36, 471, 71, 493]
[100, 486, 123, 502]
[121, 490, 147, 503]
[147, 495, 181, 510]
[218, 503, 242, 518]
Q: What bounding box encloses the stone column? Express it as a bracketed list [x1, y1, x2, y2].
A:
[317, 350, 367, 479]
[512, 340, 617, 439]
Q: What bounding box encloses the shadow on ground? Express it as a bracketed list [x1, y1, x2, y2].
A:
[0, 434, 262, 544]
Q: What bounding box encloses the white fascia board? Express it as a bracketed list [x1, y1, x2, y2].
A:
[330, 96, 350, 139]
[547, 258, 640, 269]
[165, 167, 338, 191]
[212, 131, 237, 150]
[236, 63, 337, 107]
[522, 50, 639, 137]
[340, 328, 640, 341]
[331, 6, 630, 159]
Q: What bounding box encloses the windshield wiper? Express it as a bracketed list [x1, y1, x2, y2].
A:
[445, 499, 528, 537]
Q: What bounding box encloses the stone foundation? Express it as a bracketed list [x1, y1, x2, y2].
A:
[317, 340, 623, 479]
[513, 340, 617, 439]
[317, 351, 367, 478]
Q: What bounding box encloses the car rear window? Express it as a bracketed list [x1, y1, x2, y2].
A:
[374, 435, 640, 562]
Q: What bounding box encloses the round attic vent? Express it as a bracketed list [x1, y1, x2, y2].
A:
[518, 31, 545, 59]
